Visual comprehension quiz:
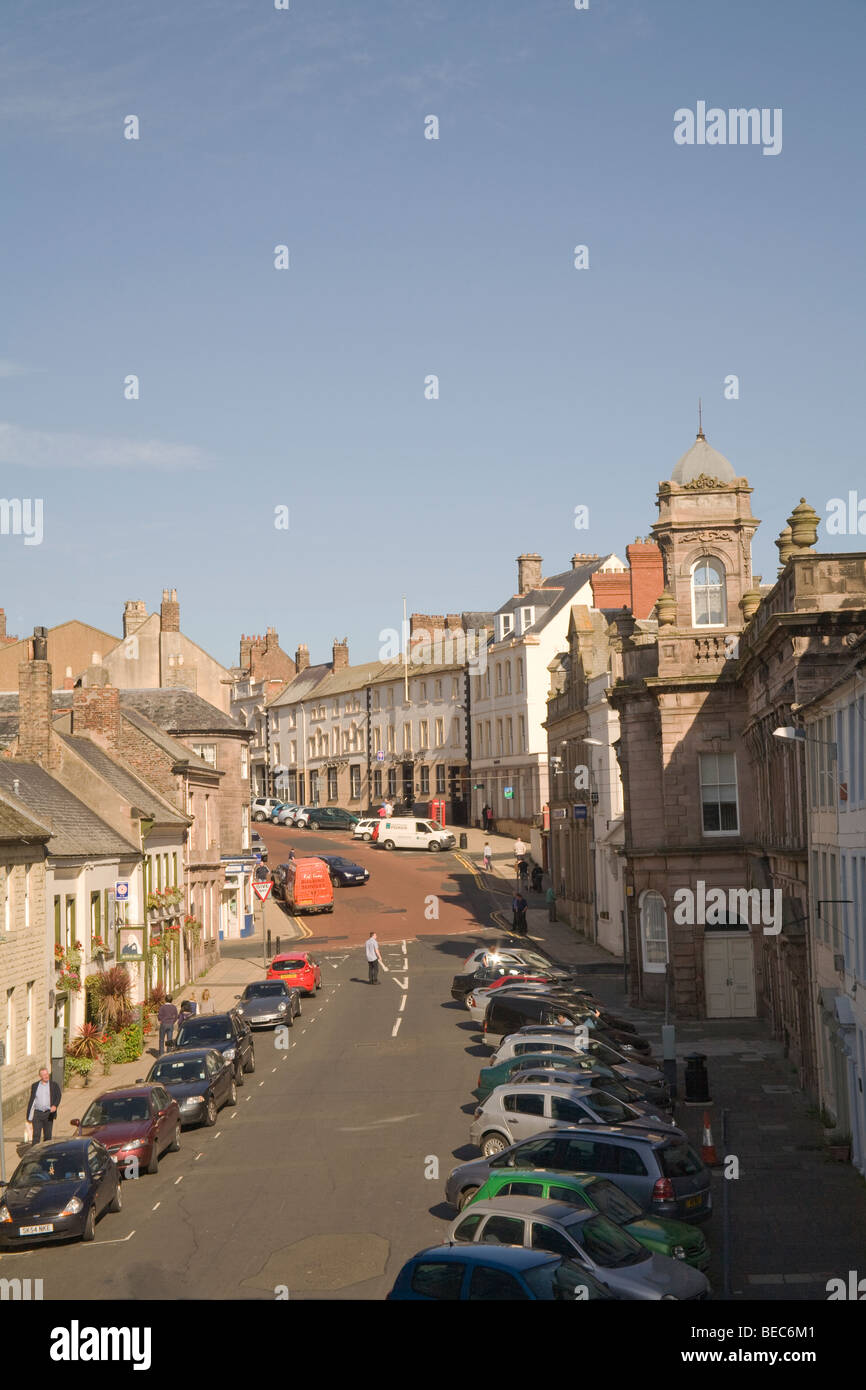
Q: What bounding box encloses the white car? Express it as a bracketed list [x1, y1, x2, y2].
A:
[251, 797, 284, 822]
[352, 818, 379, 842]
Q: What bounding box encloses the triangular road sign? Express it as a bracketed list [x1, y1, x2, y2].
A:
[253, 880, 273, 902]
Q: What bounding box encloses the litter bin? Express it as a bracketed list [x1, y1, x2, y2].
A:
[683, 1052, 711, 1105]
[459, 832, 468, 849]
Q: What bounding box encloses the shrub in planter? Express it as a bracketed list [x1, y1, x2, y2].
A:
[95, 965, 133, 1031]
[67, 1023, 105, 1061]
[64, 1055, 94, 1086]
[115, 1023, 144, 1063]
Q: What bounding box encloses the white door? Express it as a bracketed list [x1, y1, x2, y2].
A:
[704, 934, 756, 1018]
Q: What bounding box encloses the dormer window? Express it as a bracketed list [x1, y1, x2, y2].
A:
[496, 613, 514, 642]
[517, 606, 535, 635]
[692, 558, 727, 627]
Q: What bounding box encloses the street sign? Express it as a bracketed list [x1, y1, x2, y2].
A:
[573, 804, 587, 821]
[253, 880, 273, 902]
[114, 881, 129, 900]
[503, 787, 513, 800]
[376, 750, 385, 761]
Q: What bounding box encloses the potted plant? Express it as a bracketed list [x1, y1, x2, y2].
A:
[64, 1055, 94, 1088]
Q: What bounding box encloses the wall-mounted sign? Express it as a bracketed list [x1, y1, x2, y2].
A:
[573, 804, 588, 821]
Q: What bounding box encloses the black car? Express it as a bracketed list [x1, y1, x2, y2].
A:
[482, 994, 653, 1056]
[490, 984, 638, 1036]
[318, 854, 370, 886]
[0, 1138, 121, 1247]
[303, 807, 358, 830]
[173, 1011, 255, 1084]
[451, 964, 593, 1004]
[143, 1048, 238, 1127]
[235, 979, 301, 1028]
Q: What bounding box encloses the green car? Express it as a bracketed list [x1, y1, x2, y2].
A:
[466, 1169, 711, 1273]
[473, 1052, 629, 1105]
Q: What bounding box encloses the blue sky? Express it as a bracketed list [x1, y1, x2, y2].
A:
[2, 0, 864, 669]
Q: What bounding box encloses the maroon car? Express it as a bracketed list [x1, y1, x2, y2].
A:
[70, 1085, 181, 1176]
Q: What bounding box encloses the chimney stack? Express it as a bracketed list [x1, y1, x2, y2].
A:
[517, 553, 543, 595]
[123, 600, 148, 638]
[332, 638, 349, 672]
[571, 553, 600, 568]
[0, 609, 5, 641]
[18, 627, 58, 770]
[160, 588, 180, 632]
[295, 644, 310, 674]
[72, 685, 121, 749]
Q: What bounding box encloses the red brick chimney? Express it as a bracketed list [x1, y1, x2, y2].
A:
[625, 540, 665, 619]
[295, 644, 310, 673]
[332, 638, 349, 672]
[160, 588, 180, 632]
[590, 569, 632, 610]
[18, 627, 59, 770]
[72, 686, 121, 749]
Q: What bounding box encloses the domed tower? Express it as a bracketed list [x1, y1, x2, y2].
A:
[651, 423, 759, 676]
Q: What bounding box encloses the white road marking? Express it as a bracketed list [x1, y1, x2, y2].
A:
[392, 976, 409, 991]
[337, 1112, 421, 1132]
[152, 1203, 160, 1211]
[391, 1017, 402, 1037]
[245, 1095, 251, 1102]
[399, 995, 407, 1012]
[214, 1132, 221, 1139]
[259, 1080, 264, 1087]
[174, 1176, 183, 1185]
[401, 939, 406, 952]
[194, 1153, 204, 1161]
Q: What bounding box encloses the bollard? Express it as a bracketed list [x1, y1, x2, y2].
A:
[661, 1024, 677, 1101]
[266, 930, 272, 958]
[459, 832, 468, 849]
[683, 1052, 712, 1105]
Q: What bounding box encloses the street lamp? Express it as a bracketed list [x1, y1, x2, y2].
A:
[773, 725, 837, 755]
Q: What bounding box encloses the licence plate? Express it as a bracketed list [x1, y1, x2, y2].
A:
[20, 1223, 53, 1235]
[685, 1195, 702, 1210]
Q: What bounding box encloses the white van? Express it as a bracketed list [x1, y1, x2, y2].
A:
[372, 817, 456, 852]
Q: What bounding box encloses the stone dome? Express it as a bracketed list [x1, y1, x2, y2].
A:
[671, 432, 737, 485]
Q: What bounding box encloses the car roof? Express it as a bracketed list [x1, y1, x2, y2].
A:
[461, 1197, 596, 1225]
[25, 1137, 91, 1153]
[152, 1047, 220, 1061]
[178, 1011, 234, 1024]
[528, 1124, 672, 1146]
[484, 1168, 598, 1191]
[86, 1084, 158, 1098]
[410, 1244, 555, 1270]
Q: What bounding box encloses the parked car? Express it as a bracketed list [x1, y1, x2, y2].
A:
[295, 806, 359, 831]
[173, 1011, 255, 1084]
[465, 980, 601, 1025]
[251, 830, 268, 862]
[251, 797, 283, 822]
[446, 1128, 712, 1224]
[463, 1169, 710, 1271]
[279, 857, 334, 913]
[509, 1068, 670, 1122]
[235, 979, 301, 1027]
[267, 951, 322, 996]
[71, 1085, 181, 1176]
[0, 1139, 122, 1247]
[491, 1032, 668, 1096]
[470, 1083, 681, 1157]
[352, 818, 379, 842]
[272, 803, 302, 825]
[482, 994, 653, 1056]
[143, 1048, 237, 1127]
[451, 959, 587, 1003]
[461, 943, 567, 975]
[485, 981, 638, 1034]
[447, 1198, 708, 1300]
[318, 854, 370, 886]
[473, 1051, 641, 1104]
[386, 1243, 615, 1301]
[371, 817, 456, 851]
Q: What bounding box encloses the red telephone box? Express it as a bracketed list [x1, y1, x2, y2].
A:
[429, 798, 446, 826]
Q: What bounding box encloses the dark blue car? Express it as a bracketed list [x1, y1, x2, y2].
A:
[318, 855, 370, 886]
[387, 1244, 615, 1300]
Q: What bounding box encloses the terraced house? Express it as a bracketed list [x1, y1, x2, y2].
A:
[0, 790, 50, 1123]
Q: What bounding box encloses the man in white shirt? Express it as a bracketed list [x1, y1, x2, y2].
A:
[365, 931, 386, 984]
[27, 1067, 61, 1144]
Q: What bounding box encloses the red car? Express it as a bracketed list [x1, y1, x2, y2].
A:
[70, 1085, 181, 1176]
[267, 952, 322, 996]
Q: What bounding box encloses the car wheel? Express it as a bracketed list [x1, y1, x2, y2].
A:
[81, 1204, 97, 1242]
[226, 1079, 238, 1106]
[480, 1132, 509, 1158]
[245, 1048, 256, 1074]
[457, 1186, 480, 1211]
[383, 839, 395, 850]
[108, 1182, 123, 1214]
[146, 1145, 159, 1175]
[315, 977, 322, 992]
[204, 1097, 218, 1126]
[235, 1065, 245, 1087]
[285, 1010, 294, 1027]
[169, 1124, 181, 1152]
[363, 832, 371, 841]
[253, 812, 265, 822]
[310, 821, 320, 830]
[428, 841, 441, 852]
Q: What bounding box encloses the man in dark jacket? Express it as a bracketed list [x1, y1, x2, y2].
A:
[512, 893, 528, 935]
[27, 1068, 62, 1144]
[157, 996, 179, 1054]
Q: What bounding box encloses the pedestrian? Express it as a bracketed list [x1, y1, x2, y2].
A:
[486, 805, 496, 834]
[365, 930, 387, 984]
[513, 836, 527, 872]
[546, 885, 557, 922]
[26, 1066, 61, 1145]
[201, 988, 215, 1014]
[531, 863, 543, 893]
[378, 804, 387, 818]
[482, 842, 492, 871]
[157, 995, 179, 1054]
[517, 857, 529, 889]
[384, 799, 394, 818]
[512, 892, 528, 935]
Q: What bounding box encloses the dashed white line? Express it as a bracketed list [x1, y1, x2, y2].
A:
[174, 1176, 184, 1185]
[391, 1017, 402, 1037]
[194, 1153, 204, 1161]
[399, 995, 406, 1012]
[258, 1080, 264, 1087]
[152, 1202, 160, 1211]
[272, 1066, 277, 1073]
[214, 1132, 221, 1139]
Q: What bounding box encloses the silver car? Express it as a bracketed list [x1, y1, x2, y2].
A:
[491, 1031, 666, 1089]
[470, 1082, 681, 1157]
[272, 803, 301, 825]
[510, 1069, 670, 1125]
[446, 1198, 709, 1300]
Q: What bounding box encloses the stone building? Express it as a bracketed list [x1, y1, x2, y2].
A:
[99, 591, 234, 712]
[0, 789, 51, 1123]
[230, 631, 298, 796]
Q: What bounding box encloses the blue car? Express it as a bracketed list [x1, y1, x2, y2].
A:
[318, 854, 370, 886]
[387, 1244, 615, 1300]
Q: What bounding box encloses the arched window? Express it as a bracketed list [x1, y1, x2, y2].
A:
[692, 557, 727, 626]
[640, 891, 668, 974]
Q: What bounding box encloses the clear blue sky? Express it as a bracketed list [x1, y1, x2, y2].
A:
[2, 0, 864, 669]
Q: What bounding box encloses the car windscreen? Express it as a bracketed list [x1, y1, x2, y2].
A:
[584, 1179, 643, 1224]
[176, 1019, 233, 1043]
[586, 1092, 633, 1122]
[151, 1059, 207, 1083]
[660, 1142, 704, 1178]
[572, 1214, 647, 1268]
[82, 1097, 150, 1125]
[244, 983, 286, 997]
[11, 1152, 87, 1185]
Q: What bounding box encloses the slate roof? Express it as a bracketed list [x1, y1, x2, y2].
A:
[0, 762, 139, 859]
[0, 790, 52, 843]
[59, 735, 190, 826]
[118, 707, 219, 775]
[267, 663, 333, 709]
[118, 689, 249, 737]
[494, 557, 618, 637]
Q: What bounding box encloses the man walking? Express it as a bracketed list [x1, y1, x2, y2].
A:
[546, 885, 557, 922]
[27, 1067, 61, 1145]
[157, 994, 179, 1054]
[365, 931, 387, 984]
[513, 837, 527, 874]
[512, 891, 528, 936]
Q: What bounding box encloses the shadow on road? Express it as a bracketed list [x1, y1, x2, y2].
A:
[428, 1202, 456, 1221]
[452, 1144, 478, 1161]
